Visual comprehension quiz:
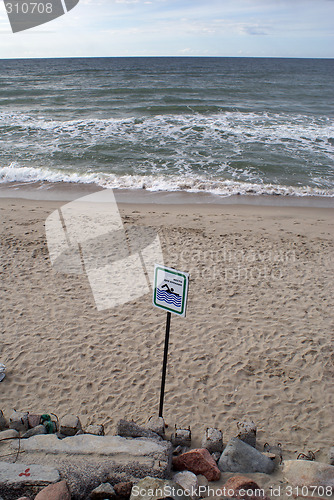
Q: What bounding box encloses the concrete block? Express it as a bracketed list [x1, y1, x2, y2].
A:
[0, 412, 7, 431]
[0, 429, 19, 441]
[171, 428, 191, 447]
[201, 428, 223, 453]
[10, 434, 172, 499]
[85, 424, 104, 436]
[0, 461, 60, 499]
[236, 420, 256, 448]
[116, 420, 161, 440]
[60, 414, 82, 437]
[9, 411, 29, 433]
[145, 416, 165, 438]
[22, 425, 47, 439]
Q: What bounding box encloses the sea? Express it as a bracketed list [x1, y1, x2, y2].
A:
[0, 57, 333, 200]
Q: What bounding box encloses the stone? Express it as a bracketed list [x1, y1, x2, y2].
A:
[90, 482, 116, 499]
[85, 424, 105, 436]
[223, 475, 260, 493]
[22, 425, 47, 439]
[201, 428, 223, 454]
[218, 438, 275, 474]
[236, 421, 257, 448]
[28, 414, 42, 429]
[0, 429, 19, 441]
[59, 414, 82, 437]
[211, 452, 221, 463]
[145, 416, 165, 438]
[114, 481, 133, 499]
[173, 471, 199, 499]
[283, 460, 334, 488]
[173, 448, 221, 482]
[222, 476, 271, 500]
[329, 447, 334, 466]
[0, 411, 8, 431]
[172, 445, 187, 456]
[9, 411, 29, 433]
[35, 480, 71, 499]
[129, 477, 188, 500]
[116, 419, 161, 440]
[0, 461, 60, 499]
[171, 428, 191, 447]
[196, 475, 209, 499]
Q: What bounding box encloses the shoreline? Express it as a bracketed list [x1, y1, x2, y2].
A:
[0, 181, 334, 208]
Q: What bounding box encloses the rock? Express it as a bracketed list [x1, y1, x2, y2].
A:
[116, 419, 161, 440]
[223, 475, 260, 492]
[90, 482, 116, 499]
[283, 460, 334, 487]
[22, 425, 47, 439]
[28, 414, 42, 429]
[0, 364, 5, 383]
[145, 416, 165, 438]
[16, 497, 30, 500]
[172, 445, 188, 456]
[114, 481, 133, 500]
[171, 428, 191, 447]
[114, 481, 133, 499]
[0, 429, 19, 441]
[129, 477, 188, 500]
[173, 448, 221, 482]
[202, 428, 223, 454]
[329, 447, 334, 466]
[173, 471, 199, 499]
[0, 461, 60, 499]
[211, 452, 221, 463]
[59, 414, 82, 437]
[218, 438, 275, 474]
[236, 421, 256, 448]
[34, 480, 71, 499]
[85, 424, 105, 436]
[222, 475, 271, 500]
[9, 411, 29, 433]
[196, 475, 209, 499]
[0, 411, 8, 431]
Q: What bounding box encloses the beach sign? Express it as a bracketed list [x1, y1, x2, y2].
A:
[153, 264, 189, 417]
[153, 265, 189, 317]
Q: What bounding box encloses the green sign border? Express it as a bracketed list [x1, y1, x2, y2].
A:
[153, 265, 189, 317]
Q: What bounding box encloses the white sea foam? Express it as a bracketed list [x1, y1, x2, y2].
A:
[1, 162, 333, 198]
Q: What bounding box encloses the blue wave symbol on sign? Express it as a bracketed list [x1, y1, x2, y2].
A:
[156, 289, 182, 307]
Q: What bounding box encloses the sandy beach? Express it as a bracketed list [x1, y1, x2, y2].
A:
[1, 189, 333, 465]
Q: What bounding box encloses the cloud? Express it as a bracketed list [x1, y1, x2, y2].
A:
[0, 0, 333, 58]
[241, 24, 271, 36]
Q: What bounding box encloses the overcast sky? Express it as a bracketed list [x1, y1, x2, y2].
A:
[0, 0, 333, 59]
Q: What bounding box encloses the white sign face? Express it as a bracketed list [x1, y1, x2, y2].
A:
[153, 265, 189, 317]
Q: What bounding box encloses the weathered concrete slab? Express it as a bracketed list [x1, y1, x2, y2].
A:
[10, 435, 172, 500]
[0, 461, 60, 499]
[12, 434, 168, 457]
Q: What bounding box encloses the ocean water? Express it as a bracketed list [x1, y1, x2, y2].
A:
[0, 57, 333, 197]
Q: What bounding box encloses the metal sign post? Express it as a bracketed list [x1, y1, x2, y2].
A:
[159, 311, 171, 417]
[153, 265, 189, 418]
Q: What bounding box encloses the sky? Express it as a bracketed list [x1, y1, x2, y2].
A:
[0, 0, 333, 59]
